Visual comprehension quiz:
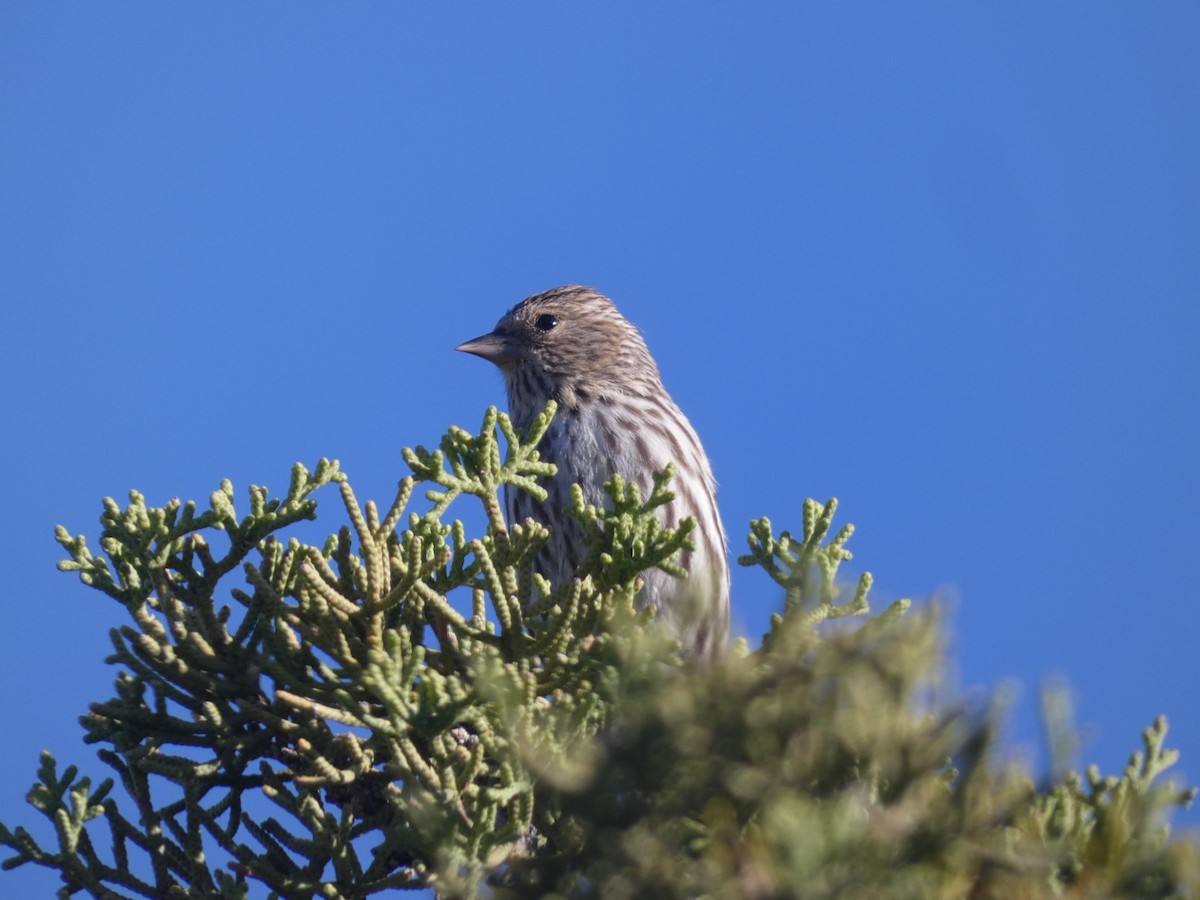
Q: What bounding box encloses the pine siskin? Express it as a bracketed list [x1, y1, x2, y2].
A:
[457, 285, 729, 661]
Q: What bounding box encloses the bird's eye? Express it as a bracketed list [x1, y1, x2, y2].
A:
[534, 314, 559, 332]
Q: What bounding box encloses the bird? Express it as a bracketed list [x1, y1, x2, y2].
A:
[456, 284, 729, 661]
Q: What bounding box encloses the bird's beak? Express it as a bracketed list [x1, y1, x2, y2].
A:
[455, 330, 516, 366]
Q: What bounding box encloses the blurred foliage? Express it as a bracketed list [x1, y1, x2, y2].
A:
[1, 406, 1196, 899]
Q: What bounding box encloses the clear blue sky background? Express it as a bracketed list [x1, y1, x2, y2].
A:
[2, 5, 1197, 894]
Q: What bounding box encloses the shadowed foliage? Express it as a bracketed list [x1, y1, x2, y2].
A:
[2, 407, 1196, 898]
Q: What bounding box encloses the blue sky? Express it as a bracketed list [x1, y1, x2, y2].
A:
[2, 4, 1198, 893]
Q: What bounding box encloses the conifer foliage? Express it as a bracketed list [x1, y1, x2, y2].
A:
[1, 406, 1196, 898]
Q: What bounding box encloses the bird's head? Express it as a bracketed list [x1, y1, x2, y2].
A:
[456, 285, 661, 412]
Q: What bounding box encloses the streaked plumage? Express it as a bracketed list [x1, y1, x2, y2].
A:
[457, 285, 729, 661]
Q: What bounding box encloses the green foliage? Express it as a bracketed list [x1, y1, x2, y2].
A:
[1, 406, 1196, 899]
